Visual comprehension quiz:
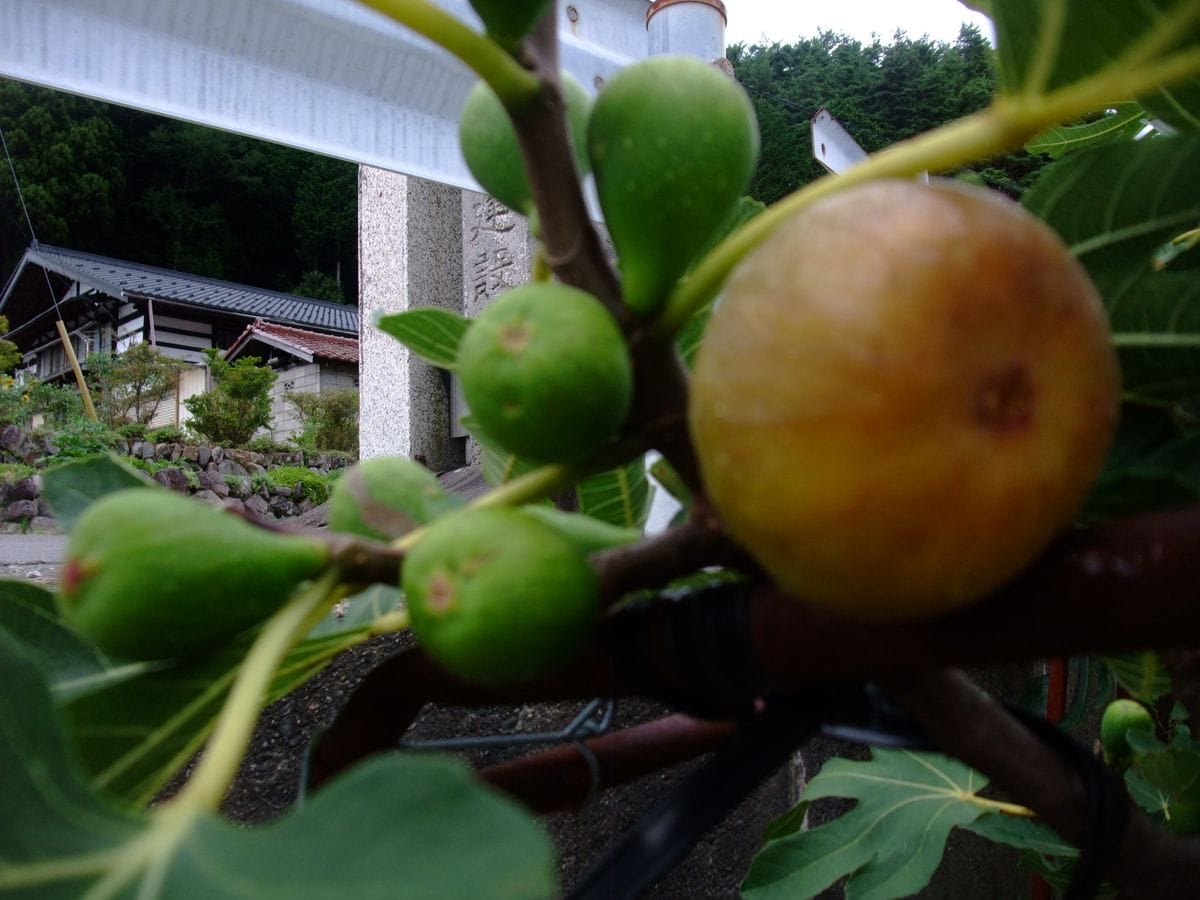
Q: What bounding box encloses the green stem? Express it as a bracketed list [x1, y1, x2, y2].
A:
[392, 463, 577, 552]
[166, 570, 342, 812]
[359, 0, 540, 106]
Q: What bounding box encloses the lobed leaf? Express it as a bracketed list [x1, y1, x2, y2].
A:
[1103, 651, 1174, 703]
[40, 455, 154, 530]
[575, 456, 652, 529]
[1025, 103, 1148, 158]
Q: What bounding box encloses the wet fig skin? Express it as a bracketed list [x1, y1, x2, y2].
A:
[689, 179, 1120, 621]
[457, 282, 633, 464]
[59, 488, 330, 660]
[588, 55, 759, 317]
[402, 507, 599, 684]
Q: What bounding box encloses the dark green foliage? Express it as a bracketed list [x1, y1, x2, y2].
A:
[1, 82, 357, 301]
[286, 389, 359, 454]
[267, 464, 336, 506]
[731, 27, 1041, 203]
[183, 349, 276, 447]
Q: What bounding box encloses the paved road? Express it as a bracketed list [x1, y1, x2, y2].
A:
[0, 533, 68, 565]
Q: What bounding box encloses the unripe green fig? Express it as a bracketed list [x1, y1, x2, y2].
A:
[459, 74, 592, 217]
[589, 55, 759, 317]
[58, 488, 329, 660]
[457, 282, 632, 464]
[328, 457, 463, 541]
[402, 507, 599, 684]
[468, 0, 553, 50]
[1101, 699, 1154, 767]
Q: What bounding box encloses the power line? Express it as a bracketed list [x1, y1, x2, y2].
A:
[0, 120, 64, 318]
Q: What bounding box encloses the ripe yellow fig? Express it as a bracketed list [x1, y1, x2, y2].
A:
[689, 179, 1120, 620]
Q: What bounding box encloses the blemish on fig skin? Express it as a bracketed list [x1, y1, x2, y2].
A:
[499, 322, 530, 355]
[426, 571, 458, 615]
[973, 365, 1035, 433]
[60, 557, 95, 600]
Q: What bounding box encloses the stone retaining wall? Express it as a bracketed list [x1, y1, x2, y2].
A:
[0, 425, 351, 532]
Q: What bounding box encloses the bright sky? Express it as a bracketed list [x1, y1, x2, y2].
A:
[724, 0, 994, 47]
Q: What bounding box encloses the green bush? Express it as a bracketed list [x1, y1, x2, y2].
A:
[245, 435, 293, 454]
[0, 376, 84, 430]
[147, 425, 186, 444]
[286, 389, 358, 454]
[268, 465, 334, 505]
[183, 350, 276, 447]
[42, 418, 121, 460]
[118, 423, 147, 440]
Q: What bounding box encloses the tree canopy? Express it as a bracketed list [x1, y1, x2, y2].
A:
[730, 26, 1042, 204]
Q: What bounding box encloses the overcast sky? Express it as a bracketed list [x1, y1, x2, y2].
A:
[723, 1, 994, 47]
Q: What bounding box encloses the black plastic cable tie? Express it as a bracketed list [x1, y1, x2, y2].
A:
[1005, 705, 1130, 900]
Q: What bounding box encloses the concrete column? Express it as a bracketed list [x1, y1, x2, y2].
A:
[357, 167, 464, 470]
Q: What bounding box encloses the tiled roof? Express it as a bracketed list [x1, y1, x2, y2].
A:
[11, 244, 358, 335]
[227, 319, 359, 364]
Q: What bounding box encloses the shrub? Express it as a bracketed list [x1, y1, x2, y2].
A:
[118, 423, 147, 440]
[268, 465, 334, 505]
[85, 343, 185, 427]
[245, 435, 293, 454]
[0, 376, 84, 430]
[286, 389, 358, 454]
[147, 425, 185, 444]
[42, 418, 121, 460]
[183, 350, 276, 447]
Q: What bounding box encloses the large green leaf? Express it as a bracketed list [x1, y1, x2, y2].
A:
[375, 308, 471, 369]
[60, 589, 392, 808]
[1024, 135, 1200, 404]
[1025, 104, 1148, 158]
[0, 630, 557, 898]
[1103, 651, 1174, 702]
[990, 1, 1200, 126]
[575, 456, 652, 529]
[1127, 745, 1200, 830]
[742, 749, 1014, 899]
[40, 455, 154, 530]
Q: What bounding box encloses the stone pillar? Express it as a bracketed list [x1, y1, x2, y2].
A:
[357, 167, 464, 470]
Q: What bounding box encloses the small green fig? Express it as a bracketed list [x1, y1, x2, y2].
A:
[1100, 698, 1155, 767]
[328, 457, 463, 541]
[459, 74, 592, 217]
[457, 282, 632, 464]
[402, 507, 599, 684]
[468, 0, 553, 50]
[58, 488, 329, 660]
[589, 55, 759, 317]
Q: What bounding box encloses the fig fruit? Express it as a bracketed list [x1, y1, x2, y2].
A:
[689, 179, 1120, 620]
[58, 488, 330, 660]
[1100, 699, 1154, 768]
[457, 282, 632, 464]
[402, 507, 599, 684]
[459, 74, 592, 218]
[588, 55, 759, 317]
[328, 456, 463, 541]
[468, 0, 552, 51]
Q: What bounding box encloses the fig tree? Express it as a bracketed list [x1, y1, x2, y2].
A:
[58, 488, 330, 660]
[459, 74, 592, 218]
[328, 456, 463, 541]
[457, 282, 632, 464]
[588, 55, 759, 317]
[402, 507, 599, 684]
[689, 179, 1120, 620]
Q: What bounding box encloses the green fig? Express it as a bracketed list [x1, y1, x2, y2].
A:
[468, 0, 553, 51]
[588, 56, 759, 317]
[58, 488, 329, 660]
[459, 74, 592, 217]
[328, 457, 463, 542]
[457, 282, 632, 464]
[1100, 698, 1155, 768]
[402, 507, 598, 684]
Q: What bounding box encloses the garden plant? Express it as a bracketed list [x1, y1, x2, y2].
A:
[5, 1, 1200, 897]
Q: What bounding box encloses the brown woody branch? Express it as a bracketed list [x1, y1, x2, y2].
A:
[889, 669, 1200, 899]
